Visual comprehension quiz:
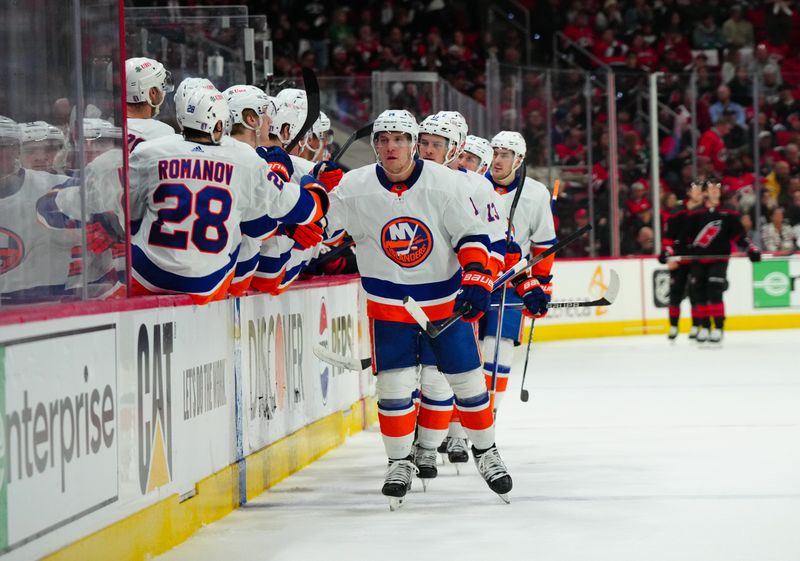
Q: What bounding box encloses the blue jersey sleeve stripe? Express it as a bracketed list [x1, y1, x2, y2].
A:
[278, 188, 316, 225]
[533, 237, 558, 246]
[361, 271, 462, 301]
[256, 249, 293, 274]
[241, 215, 278, 238]
[132, 245, 238, 293]
[455, 234, 491, 253]
[234, 251, 260, 277]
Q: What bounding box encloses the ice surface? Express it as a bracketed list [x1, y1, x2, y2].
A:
[156, 330, 800, 561]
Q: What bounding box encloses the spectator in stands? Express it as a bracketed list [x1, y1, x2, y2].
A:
[787, 188, 800, 225]
[741, 213, 758, 244]
[727, 66, 753, 107]
[329, 7, 354, 46]
[722, 5, 754, 49]
[710, 85, 746, 126]
[749, 44, 783, 83]
[693, 13, 725, 50]
[762, 65, 783, 106]
[766, 0, 793, 47]
[555, 127, 586, 166]
[773, 85, 799, 126]
[623, 0, 653, 36]
[595, 0, 623, 32]
[782, 144, 800, 175]
[761, 206, 796, 252]
[765, 160, 791, 205]
[699, 117, 732, 175]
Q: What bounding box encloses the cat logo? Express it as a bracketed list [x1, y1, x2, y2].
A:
[0, 227, 23, 274]
[694, 220, 722, 248]
[381, 217, 433, 268]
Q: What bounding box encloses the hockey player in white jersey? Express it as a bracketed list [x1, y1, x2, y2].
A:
[19, 121, 65, 173]
[324, 109, 512, 509]
[128, 86, 328, 304]
[482, 131, 556, 410]
[413, 111, 508, 479]
[459, 135, 494, 175]
[125, 57, 175, 152]
[223, 84, 280, 295]
[1, 117, 77, 303]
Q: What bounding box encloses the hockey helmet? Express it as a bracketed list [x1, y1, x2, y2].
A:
[490, 131, 527, 160]
[419, 112, 462, 164]
[270, 88, 307, 144]
[438, 110, 468, 149]
[224, 85, 272, 132]
[176, 88, 230, 144]
[371, 109, 419, 161]
[125, 57, 174, 108]
[463, 135, 494, 172]
[174, 77, 217, 115]
[82, 118, 122, 141]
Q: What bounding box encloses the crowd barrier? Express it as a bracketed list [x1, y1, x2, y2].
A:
[3, 257, 799, 560]
[535, 255, 800, 340]
[0, 275, 375, 561]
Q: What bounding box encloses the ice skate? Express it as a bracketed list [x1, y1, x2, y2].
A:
[709, 328, 723, 344]
[413, 445, 438, 491]
[437, 437, 449, 465]
[472, 445, 512, 503]
[667, 325, 679, 342]
[382, 457, 417, 511]
[688, 325, 699, 340]
[696, 327, 709, 343]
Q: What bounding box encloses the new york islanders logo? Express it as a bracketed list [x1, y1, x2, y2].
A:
[0, 227, 24, 274]
[694, 219, 722, 248]
[381, 217, 433, 268]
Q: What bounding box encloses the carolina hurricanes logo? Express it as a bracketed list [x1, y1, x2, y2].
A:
[381, 217, 433, 268]
[0, 227, 24, 274]
[694, 219, 722, 248]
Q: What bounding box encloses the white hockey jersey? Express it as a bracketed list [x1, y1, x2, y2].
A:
[128, 135, 321, 301]
[127, 118, 175, 153]
[325, 160, 491, 322]
[1, 169, 78, 301]
[484, 172, 556, 276]
[458, 167, 507, 273]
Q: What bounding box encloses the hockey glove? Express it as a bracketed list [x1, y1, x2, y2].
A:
[255, 145, 294, 182]
[285, 221, 324, 249]
[515, 275, 553, 318]
[658, 246, 674, 265]
[300, 174, 330, 217]
[504, 239, 522, 271]
[312, 161, 344, 192]
[86, 222, 114, 254]
[454, 263, 493, 322]
[747, 243, 762, 262]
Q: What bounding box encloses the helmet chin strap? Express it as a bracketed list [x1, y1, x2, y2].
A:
[148, 89, 165, 118]
[494, 156, 522, 184]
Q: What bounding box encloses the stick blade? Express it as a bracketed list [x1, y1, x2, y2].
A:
[600, 269, 620, 305]
[403, 296, 433, 332]
[312, 343, 370, 371]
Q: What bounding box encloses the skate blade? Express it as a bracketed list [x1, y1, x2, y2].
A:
[439, 453, 447, 465]
[389, 497, 405, 511]
[497, 493, 511, 504]
[421, 479, 429, 492]
[454, 463, 461, 476]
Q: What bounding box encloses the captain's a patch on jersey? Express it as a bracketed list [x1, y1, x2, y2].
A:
[380, 217, 433, 268]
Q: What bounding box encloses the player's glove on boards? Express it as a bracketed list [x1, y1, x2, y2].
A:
[514, 275, 553, 318]
[455, 263, 493, 322]
[747, 243, 762, 262]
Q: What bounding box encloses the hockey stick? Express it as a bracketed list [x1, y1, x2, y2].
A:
[403, 225, 592, 339]
[285, 68, 320, 153]
[519, 179, 560, 404]
[492, 268, 620, 309]
[313, 343, 371, 371]
[488, 158, 529, 408]
[331, 121, 374, 162]
[519, 321, 535, 402]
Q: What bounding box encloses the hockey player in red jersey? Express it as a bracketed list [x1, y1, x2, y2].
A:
[681, 180, 761, 343]
[658, 180, 706, 340]
[324, 109, 512, 509]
